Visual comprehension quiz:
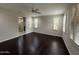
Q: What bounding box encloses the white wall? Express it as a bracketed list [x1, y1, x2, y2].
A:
[0, 7, 33, 42]
[63, 5, 79, 55]
[33, 15, 63, 37]
[0, 7, 20, 42]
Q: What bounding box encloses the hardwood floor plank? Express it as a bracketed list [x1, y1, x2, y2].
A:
[0, 32, 69, 55]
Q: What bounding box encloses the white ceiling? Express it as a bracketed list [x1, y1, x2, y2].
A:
[0, 3, 70, 16]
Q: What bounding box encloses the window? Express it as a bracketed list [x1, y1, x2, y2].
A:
[29, 18, 32, 28]
[34, 18, 38, 28]
[63, 14, 66, 32]
[53, 16, 59, 30]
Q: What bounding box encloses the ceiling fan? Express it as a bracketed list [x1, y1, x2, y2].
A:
[32, 8, 41, 14]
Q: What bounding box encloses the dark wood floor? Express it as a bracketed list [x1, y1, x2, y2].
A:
[0, 32, 69, 55]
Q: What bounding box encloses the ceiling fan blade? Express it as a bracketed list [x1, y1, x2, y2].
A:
[35, 9, 39, 11]
[37, 12, 41, 14]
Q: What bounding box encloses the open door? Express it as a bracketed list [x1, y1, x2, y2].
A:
[18, 17, 26, 32]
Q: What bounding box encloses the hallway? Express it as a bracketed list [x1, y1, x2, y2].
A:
[0, 32, 69, 55]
